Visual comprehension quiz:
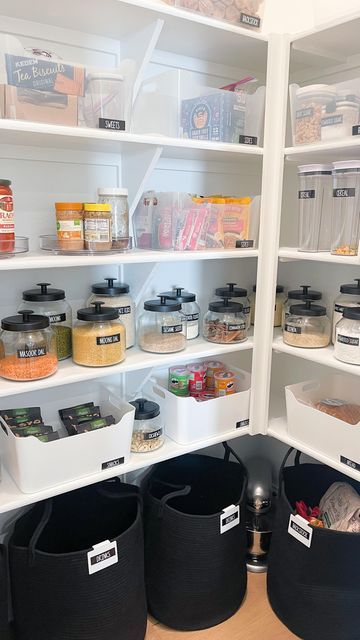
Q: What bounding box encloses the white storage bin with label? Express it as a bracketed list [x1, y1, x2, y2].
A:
[0, 384, 135, 493]
[285, 374, 360, 467]
[145, 365, 251, 444]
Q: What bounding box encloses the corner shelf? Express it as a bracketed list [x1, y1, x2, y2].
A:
[279, 247, 360, 265]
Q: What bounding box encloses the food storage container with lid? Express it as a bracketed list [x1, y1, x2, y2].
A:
[138, 296, 186, 354]
[72, 302, 125, 367]
[282, 285, 322, 328]
[297, 164, 333, 252]
[55, 202, 84, 251]
[321, 99, 359, 142]
[283, 300, 330, 348]
[130, 397, 164, 453]
[203, 298, 247, 344]
[250, 285, 285, 327]
[97, 188, 129, 249]
[84, 73, 124, 129]
[331, 161, 360, 256]
[0, 179, 14, 253]
[215, 282, 251, 329]
[83, 203, 112, 251]
[332, 278, 360, 343]
[0, 310, 57, 381]
[20, 283, 72, 360]
[161, 287, 200, 340]
[293, 84, 337, 145]
[87, 277, 135, 348]
[334, 306, 360, 365]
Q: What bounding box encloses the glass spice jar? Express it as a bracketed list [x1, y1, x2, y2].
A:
[283, 300, 330, 348]
[161, 287, 200, 340]
[0, 179, 14, 253]
[83, 203, 112, 251]
[332, 278, 360, 343]
[282, 285, 322, 329]
[55, 202, 84, 251]
[334, 306, 360, 365]
[20, 283, 73, 361]
[72, 302, 125, 367]
[138, 296, 186, 354]
[87, 277, 135, 348]
[130, 398, 164, 453]
[215, 282, 251, 329]
[203, 298, 247, 344]
[0, 310, 57, 381]
[97, 187, 129, 249]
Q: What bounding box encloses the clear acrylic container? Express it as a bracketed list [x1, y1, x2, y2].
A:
[0, 236, 29, 258]
[97, 188, 129, 249]
[297, 164, 333, 252]
[87, 278, 135, 349]
[331, 161, 360, 256]
[138, 296, 186, 354]
[84, 73, 125, 129]
[283, 301, 331, 349]
[72, 302, 126, 367]
[332, 278, 360, 343]
[161, 287, 200, 340]
[321, 100, 360, 142]
[334, 307, 360, 365]
[162, 0, 265, 30]
[203, 298, 247, 344]
[282, 285, 322, 329]
[130, 398, 164, 453]
[215, 282, 251, 330]
[290, 84, 337, 145]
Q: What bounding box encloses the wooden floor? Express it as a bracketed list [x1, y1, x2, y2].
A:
[146, 572, 299, 639]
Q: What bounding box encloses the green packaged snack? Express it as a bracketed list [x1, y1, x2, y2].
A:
[71, 415, 115, 435]
[12, 424, 54, 438]
[1, 407, 42, 421]
[37, 432, 60, 443]
[59, 402, 94, 420]
[8, 417, 44, 429]
[62, 407, 101, 432]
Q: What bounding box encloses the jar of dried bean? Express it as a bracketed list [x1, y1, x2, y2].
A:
[203, 298, 247, 344]
[0, 310, 57, 381]
[138, 296, 186, 354]
[130, 398, 164, 453]
[73, 302, 125, 367]
[87, 277, 135, 348]
[283, 300, 330, 349]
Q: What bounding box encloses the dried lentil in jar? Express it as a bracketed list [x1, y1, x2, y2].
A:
[84, 203, 112, 251]
[72, 302, 125, 367]
[55, 202, 84, 251]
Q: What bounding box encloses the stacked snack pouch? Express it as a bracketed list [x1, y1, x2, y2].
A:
[168, 360, 237, 400]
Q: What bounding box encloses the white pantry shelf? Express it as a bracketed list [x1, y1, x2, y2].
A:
[268, 417, 360, 482]
[0, 121, 263, 164]
[0, 336, 254, 399]
[279, 247, 360, 265]
[273, 329, 360, 377]
[0, 425, 251, 514]
[285, 138, 360, 163]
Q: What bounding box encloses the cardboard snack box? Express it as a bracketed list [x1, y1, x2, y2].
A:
[180, 91, 246, 143]
[0, 84, 78, 126]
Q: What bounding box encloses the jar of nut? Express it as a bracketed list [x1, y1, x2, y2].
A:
[203, 298, 247, 344]
[130, 398, 164, 453]
[294, 85, 336, 145]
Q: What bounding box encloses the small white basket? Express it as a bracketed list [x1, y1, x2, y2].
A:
[0, 385, 135, 494]
[145, 366, 251, 445]
[285, 374, 360, 466]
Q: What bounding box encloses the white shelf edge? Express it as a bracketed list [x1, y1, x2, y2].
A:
[278, 247, 360, 265]
[0, 425, 250, 514]
[272, 329, 360, 377]
[289, 10, 360, 44]
[0, 336, 254, 399]
[0, 248, 258, 271]
[285, 138, 360, 158]
[268, 416, 360, 481]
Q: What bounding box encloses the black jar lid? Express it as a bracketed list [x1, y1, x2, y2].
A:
[215, 282, 247, 298]
[130, 397, 160, 420]
[22, 282, 65, 302]
[289, 300, 327, 317]
[340, 278, 360, 295]
[208, 298, 243, 313]
[0, 179, 11, 187]
[343, 306, 360, 320]
[288, 285, 322, 301]
[91, 277, 129, 296]
[253, 285, 284, 293]
[77, 301, 119, 321]
[161, 287, 196, 303]
[144, 295, 182, 312]
[1, 310, 50, 331]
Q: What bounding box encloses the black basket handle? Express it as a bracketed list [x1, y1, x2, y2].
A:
[222, 441, 248, 480]
[158, 483, 191, 518]
[28, 500, 53, 566]
[278, 448, 303, 496]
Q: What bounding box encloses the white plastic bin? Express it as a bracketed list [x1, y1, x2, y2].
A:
[0, 385, 135, 493]
[285, 374, 360, 466]
[145, 365, 251, 444]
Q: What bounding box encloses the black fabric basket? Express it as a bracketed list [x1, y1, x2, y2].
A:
[9, 480, 147, 640]
[143, 443, 248, 631]
[0, 545, 10, 640]
[267, 448, 360, 640]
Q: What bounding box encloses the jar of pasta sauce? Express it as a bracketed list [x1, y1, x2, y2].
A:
[0, 180, 14, 253]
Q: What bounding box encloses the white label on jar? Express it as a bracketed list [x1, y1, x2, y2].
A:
[144, 428, 163, 441]
[299, 190, 316, 199]
[220, 504, 240, 534]
[96, 333, 120, 345]
[334, 304, 346, 315]
[162, 325, 182, 334]
[49, 313, 66, 324]
[186, 313, 199, 322]
[321, 115, 343, 127]
[333, 188, 356, 198]
[243, 307, 251, 315]
[17, 347, 46, 358]
[337, 334, 360, 346]
[296, 107, 314, 119]
[87, 540, 118, 575]
[0, 207, 14, 234]
[84, 218, 111, 242]
[117, 306, 131, 315]
[227, 323, 246, 331]
[285, 324, 301, 334]
[57, 219, 83, 233]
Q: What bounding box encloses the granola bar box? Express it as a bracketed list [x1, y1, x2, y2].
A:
[180, 90, 245, 143]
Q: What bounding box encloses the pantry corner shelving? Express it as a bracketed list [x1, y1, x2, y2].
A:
[285, 138, 360, 162]
[278, 247, 360, 265]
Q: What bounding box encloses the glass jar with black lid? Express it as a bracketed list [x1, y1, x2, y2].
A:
[282, 285, 322, 328]
[332, 278, 360, 343]
[87, 277, 135, 348]
[161, 287, 200, 340]
[284, 300, 330, 348]
[72, 302, 125, 367]
[215, 282, 251, 329]
[203, 298, 247, 344]
[20, 282, 72, 360]
[138, 296, 186, 354]
[130, 398, 164, 453]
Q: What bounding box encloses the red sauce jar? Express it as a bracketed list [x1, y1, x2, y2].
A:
[0, 180, 14, 253]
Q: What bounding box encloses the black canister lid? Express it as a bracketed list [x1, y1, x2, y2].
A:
[0, 179, 11, 187]
[144, 296, 182, 312]
[130, 398, 160, 420]
[161, 287, 196, 303]
[343, 306, 360, 320]
[253, 285, 284, 293]
[288, 285, 322, 301]
[1, 310, 50, 331]
[340, 278, 360, 295]
[22, 282, 65, 302]
[289, 300, 327, 317]
[215, 282, 247, 298]
[91, 277, 129, 296]
[208, 298, 243, 313]
[77, 301, 119, 321]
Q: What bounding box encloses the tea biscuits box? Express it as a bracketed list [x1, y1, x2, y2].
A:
[180, 91, 246, 143]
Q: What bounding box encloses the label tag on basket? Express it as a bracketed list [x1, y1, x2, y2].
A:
[220, 504, 240, 534]
[288, 514, 313, 548]
[340, 455, 360, 472]
[87, 540, 118, 575]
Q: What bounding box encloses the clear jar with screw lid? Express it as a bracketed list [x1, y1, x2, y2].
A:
[0, 310, 57, 381]
[282, 285, 322, 329]
[87, 277, 135, 348]
[97, 187, 129, 249]
[215, 282, 251, 329]
[335, 306, 360, 365]
[284, 300, 330, 348]
[161, 287, 200, 340]
[20, 282, 72, 360]
[332, 278, 360, 343]
[73, 302, 125, 367]
[130, 398, 164, 453]
[203, 298, 247, 344]
[138, 296, 186, 354]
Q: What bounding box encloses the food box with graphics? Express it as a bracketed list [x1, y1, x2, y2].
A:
[5, 54, 85, 96]
[180, 91, 246, 143]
